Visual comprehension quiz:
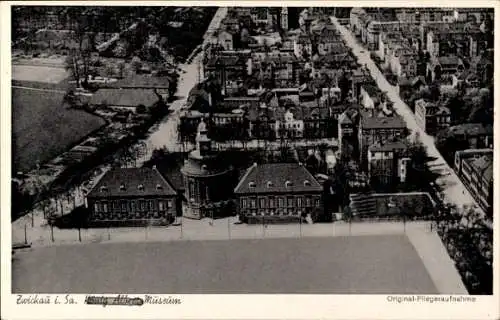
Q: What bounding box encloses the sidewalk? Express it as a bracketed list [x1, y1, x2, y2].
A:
[14, 219, 429, 248]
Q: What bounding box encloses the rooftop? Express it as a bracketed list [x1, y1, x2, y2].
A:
[369, 140, 408, 152]
[448, 123, 493, 136]
[361, 114, 406, 130]
[234, 163, 323, 194]
[87, 167, 177, 198]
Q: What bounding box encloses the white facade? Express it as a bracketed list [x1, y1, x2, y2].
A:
[276, 110, 304, 138]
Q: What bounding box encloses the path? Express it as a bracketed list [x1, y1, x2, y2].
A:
[329, 16, 490, 229]
[11, 85, 66, 94]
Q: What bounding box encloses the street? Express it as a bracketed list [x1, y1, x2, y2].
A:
[329, 17, 489, 227]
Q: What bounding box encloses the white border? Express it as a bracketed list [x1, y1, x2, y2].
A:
[1, 1, 499, 319]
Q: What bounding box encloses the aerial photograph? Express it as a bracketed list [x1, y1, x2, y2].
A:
[10, 6, 493, 295]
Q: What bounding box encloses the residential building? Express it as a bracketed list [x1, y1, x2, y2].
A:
[394, 8, 456, 23]
[86, 167, 178, 226]
[414, 99, 451, 135]
[204, 54, 250, 95]
[313, 24, 344, 55]
[359, 84, 382, 109]
[293, 34, 313, 59]
[426, 27, 481, 58]
[358, 112, 407, 167]
[454, 148, 493, 176]
[460, 155, 493, 215]
[397, 76, 426, 101]
[107, 75, 171, 101]
[275, 107, 304, 139]
[448, 123, 494, 149]
[89, 88, 161, 113]
[234, 163, 323, 220]
[368, 140, 410, 187]
[251, 7, 271, 25]
[338, 107, 359, 157]
[301, 101, 338, 139]
[217, 30, 234, 51]
[181, 119, 235, 219]
[427, 56, 465, 82]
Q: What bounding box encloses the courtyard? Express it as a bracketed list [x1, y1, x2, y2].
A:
[12, 235, 439, 294]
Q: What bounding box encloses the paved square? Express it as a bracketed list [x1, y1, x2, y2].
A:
[12, 235, 437, 294]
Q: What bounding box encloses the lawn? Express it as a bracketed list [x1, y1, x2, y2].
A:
[12, 65, 70, 84]
[12, 88, 106, 172]
[12, 235, 438, 294]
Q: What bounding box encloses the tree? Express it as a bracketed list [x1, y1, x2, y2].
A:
[136, 104, 146, 114]
[117, 62, 126, 79]
[131, 56, 142, 73]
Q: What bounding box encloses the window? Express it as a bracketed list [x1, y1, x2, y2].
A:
[114, 200, 120, 212]
[306, 196, 312, 207]
[103, 202, 109, 213]
[269, 196, 275, 208]
[297, 197, 303, 207]
[250, 197, 257, 209]
[140, 200, 146, 211]
[315, 198, 320, 207]
[259, 197, 267, 209]
[130, 201, 136, 212]
[189, 181, 195, 198]
[242, 198, 248, 208]
[121, 201, 128, 213]
[287, 196, 294, 207]
[159, 201, 165, 211]
[94, 202, 100, 213]
[278, 197, 284, 208]
[167, 200, 173, 209]
[249, 182, 256, 188]
[149, 200, 155, 211]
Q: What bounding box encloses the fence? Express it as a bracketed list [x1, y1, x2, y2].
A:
[12, 219, 436, 249]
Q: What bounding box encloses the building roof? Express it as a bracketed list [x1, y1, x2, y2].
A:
[369, 140, 408, 152]
[449, 123, 493, 136]
[90, 88, 159, 107]
[87, 167, 177, 198]
[437, 56, 462, 66]
[361, 114, 406, 130]
[234, 163, 323, 194]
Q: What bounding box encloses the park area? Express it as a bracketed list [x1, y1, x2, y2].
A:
[12, 235, 438, 294]
[12, 87, 106, 172]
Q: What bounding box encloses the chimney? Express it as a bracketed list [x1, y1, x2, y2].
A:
[208, 92, 213, 107]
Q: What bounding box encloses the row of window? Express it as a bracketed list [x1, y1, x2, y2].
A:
[240, 196, 320, 209]
[93, 199, 174, 213]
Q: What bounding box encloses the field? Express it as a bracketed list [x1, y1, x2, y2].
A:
[12, 65, 70, 84]
[12, 235, 438, 294]
[12, 88, 106, 172]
